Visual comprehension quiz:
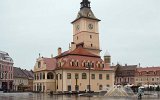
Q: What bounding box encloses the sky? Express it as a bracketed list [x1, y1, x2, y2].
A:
[0, 0, 160, 70]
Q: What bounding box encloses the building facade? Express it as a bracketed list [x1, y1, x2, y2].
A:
[0, 51, 13, 91]
[111, 64, 137, 85]
[71, 0, 101, 56]
[22, 69, 34, 91]
[135, 67, 160, 86]
[33, 57, 57, 92]
[55, 45, 114, 93]
[33, 0, 115, 93]
[13, 67, 34, 91]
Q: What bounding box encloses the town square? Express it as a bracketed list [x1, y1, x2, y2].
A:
[0, 0, 160, 100]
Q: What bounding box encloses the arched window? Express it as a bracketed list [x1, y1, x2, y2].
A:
[47, 72, 54, 79]
[91, 62, 94, 68]
[76, 60, 79, 67]
[82, 73, 87, 79]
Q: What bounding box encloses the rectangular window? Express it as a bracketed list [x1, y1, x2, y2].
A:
[152, 78, 154, 81]
[60, 74, 62, 79]
[43, 73, 45, 79]
[67, 73, 71, 79]
[90, 35, 92, 39]
[34, 74, 36, 80]
[99, 74, 102, 80]
[11, 74, 12, 79]
[40, 73, 42, 80]
[38, 62, 41, 68]
[106, 74, 110, 80]
[75, 73, 79, 79]
[82, 73, 87, 79]
[91, 74, 95, 79]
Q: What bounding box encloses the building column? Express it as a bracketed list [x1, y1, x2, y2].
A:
[0, 81, 2, 89]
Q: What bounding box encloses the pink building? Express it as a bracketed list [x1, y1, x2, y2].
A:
[0, 51, 14, 91]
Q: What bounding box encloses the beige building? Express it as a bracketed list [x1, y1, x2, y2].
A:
[135, 67, 160, 86]
[33, 57, 56, 92]
[13, 67, 34, 91]
[13, 67, 28, 91]
[71, 0, 101, 56]
[33, 0, 115, 93]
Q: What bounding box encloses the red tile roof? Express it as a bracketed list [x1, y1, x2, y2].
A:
[56, 46, 100, 58]
[137, 67, 160, 72]
[55, 47, 113, 71]
[68, 47, 100, 58]
[43, 58, 57, 70]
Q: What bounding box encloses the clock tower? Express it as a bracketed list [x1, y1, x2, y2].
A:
[71, 0, 101, 56]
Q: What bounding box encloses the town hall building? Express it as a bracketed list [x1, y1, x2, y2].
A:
[33, 0, 115, 93]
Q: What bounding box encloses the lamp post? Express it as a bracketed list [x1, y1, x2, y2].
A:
[86, 63, 91, 93]
[75, 73, 78, 93]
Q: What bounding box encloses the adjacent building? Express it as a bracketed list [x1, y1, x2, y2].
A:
[22, 69, 34, 91]
[135, 67, 160, 86]
[111, 64, 137, 85]
[0, 51, 13, 91]
[13, 67, 34, 91]
[33, 0, 115, 93]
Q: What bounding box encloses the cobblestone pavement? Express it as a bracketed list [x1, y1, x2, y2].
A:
[0, 93, 160, 100]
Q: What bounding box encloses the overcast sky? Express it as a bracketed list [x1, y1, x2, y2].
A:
[0, 0, 160, 70]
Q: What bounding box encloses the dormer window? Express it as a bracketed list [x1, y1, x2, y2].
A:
[71, 61, 74, 66]
[102, 64, 105, 68]
[76, 61, 79, 67]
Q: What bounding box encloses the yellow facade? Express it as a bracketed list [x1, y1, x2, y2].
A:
[56, 69, 114, 92]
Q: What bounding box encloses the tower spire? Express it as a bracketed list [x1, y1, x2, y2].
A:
[80, 0, 91, 9]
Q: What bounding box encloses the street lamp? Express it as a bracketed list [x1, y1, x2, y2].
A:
[75, 73, 78, 93]
[86, 62, 92, 93]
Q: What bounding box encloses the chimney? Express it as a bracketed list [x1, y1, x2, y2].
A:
[76, 42, 84, 48]
[71, 42, 76, 51]
[58, 47, 62, 55]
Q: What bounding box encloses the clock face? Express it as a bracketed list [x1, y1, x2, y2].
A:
[88, 24, 93, 30]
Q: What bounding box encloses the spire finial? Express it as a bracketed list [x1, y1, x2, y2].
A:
[80, 0, 91, 9]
